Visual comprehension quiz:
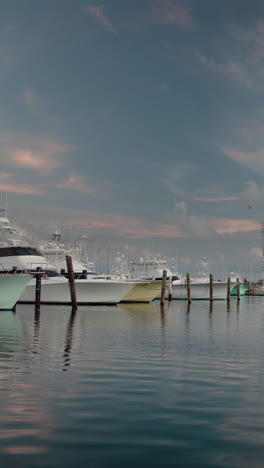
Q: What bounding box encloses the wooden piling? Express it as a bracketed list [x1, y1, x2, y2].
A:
[66, 255, 77, 310]
[160, 269, 167, 306]
[209, 273, 213, 301]
[186, 273, 191, 303]
[236, 277, 240, 301]
[168, 278, 172, 302]
[35, 267, 42, 309]
[227, 277, 231, 302]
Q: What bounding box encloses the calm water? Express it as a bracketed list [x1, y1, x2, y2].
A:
[1, 298, 264, 467]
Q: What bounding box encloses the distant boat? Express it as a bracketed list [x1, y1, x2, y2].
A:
[127, 257, 177, 280]
[39, 231, 97, 279]
[171, 258, 243, 300]
[171, 278, 229, 300]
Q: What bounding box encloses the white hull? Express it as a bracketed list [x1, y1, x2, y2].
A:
[0, 274, 33, 310]
[121, 280, 162, 303]
[252, 288, 264, 296]
[171, 281, 230, 300]
[19, 277, 135, 305]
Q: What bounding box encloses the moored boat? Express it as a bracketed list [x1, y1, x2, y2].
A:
[120, 280, 162, 303]
[171, 279, 229, 300]
[0, 273, 33, 310]
[18, 276, 136, 305]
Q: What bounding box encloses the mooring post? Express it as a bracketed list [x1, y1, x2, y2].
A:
[236, 277, 240, 301]
[35, 266, 42, 310]
[168, 278, 172, 302]
[209, 273, 213, 301]
[227, 277, 231, 302]
[186, 273, 191, 303]
[160, 269, 167, 306]
[66, 255, 77, 310]
[60, 268, 66, 276]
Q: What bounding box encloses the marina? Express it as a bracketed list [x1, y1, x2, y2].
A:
[2, 1, 264, 466]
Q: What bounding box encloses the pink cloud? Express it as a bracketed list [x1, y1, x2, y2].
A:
[64, 213, 189, 238]
[11, 149, 62, 172]
[0, 183, 44, 195]
[193, 197, 240, 202]
[53, 173, 101, 196]
[0, 131, 69, 174]
[152, 0, 194, 31]
[83, 5, 117, 33]
[211, 218, 260, 234]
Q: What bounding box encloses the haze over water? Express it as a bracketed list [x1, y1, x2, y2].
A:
[1, 299, 264, 467]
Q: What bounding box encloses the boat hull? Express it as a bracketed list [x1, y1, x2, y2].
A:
[0, 274, 33, 310]
[18, 277, 134, 305]
[252, 287, 264, 296]
[121, 280, 162, 303]
[171, 281, 230, 300]
[230, 285, 247, 296]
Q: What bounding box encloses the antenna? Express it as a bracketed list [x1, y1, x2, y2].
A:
[261, 221, 264, 257]
[261, 221, 264, 281]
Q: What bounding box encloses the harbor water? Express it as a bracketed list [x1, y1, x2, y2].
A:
[1, 298, 264, 467]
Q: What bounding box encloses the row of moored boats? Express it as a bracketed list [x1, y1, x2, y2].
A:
[0, 211, 255, 310]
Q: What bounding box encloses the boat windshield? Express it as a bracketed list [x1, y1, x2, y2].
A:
[0, 247, 44, 257]
[45, 269, 62, 277]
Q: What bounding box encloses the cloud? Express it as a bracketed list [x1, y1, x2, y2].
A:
[196, 53, 251, 88]
[211, 218, 260, 234]
[0, 131, 69, 174]
[53, 173, 100, 196]
[222, 147, 264, 175]
[193, 197, 240, 202]
[63, 213, 189, 238]
[11, 149, 62, 172]
[151, 0, 195, 31]
[162, 164, 196, 200]
[83, 5, 117, 33]
[0, 172, 45, 195]
[18, 88, 39, 108]
[248, 246, 263, 259]
[242, 180, 264, 203]
[197, 19, 264, 90]
[0, 183, 44, 195]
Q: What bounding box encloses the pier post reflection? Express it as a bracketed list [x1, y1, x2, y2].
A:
[209, 301, 213, 328]
[63, 308, 77, 371]
[185, 302, 191, 331]
[160, 304, 166, 329]
[32, 306, 41, 354]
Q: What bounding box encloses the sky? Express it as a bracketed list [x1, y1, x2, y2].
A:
[1, 0, 264, 276]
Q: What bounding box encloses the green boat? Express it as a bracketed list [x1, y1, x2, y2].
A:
[230, 284, 247, 296]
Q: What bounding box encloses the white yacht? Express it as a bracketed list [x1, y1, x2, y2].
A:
[171, 257, 236, 300]
[19, 276, 136, 305]
[0, 211, 136, 305]
[39, 231, 94, 278]
[0, 272, 33, 310]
